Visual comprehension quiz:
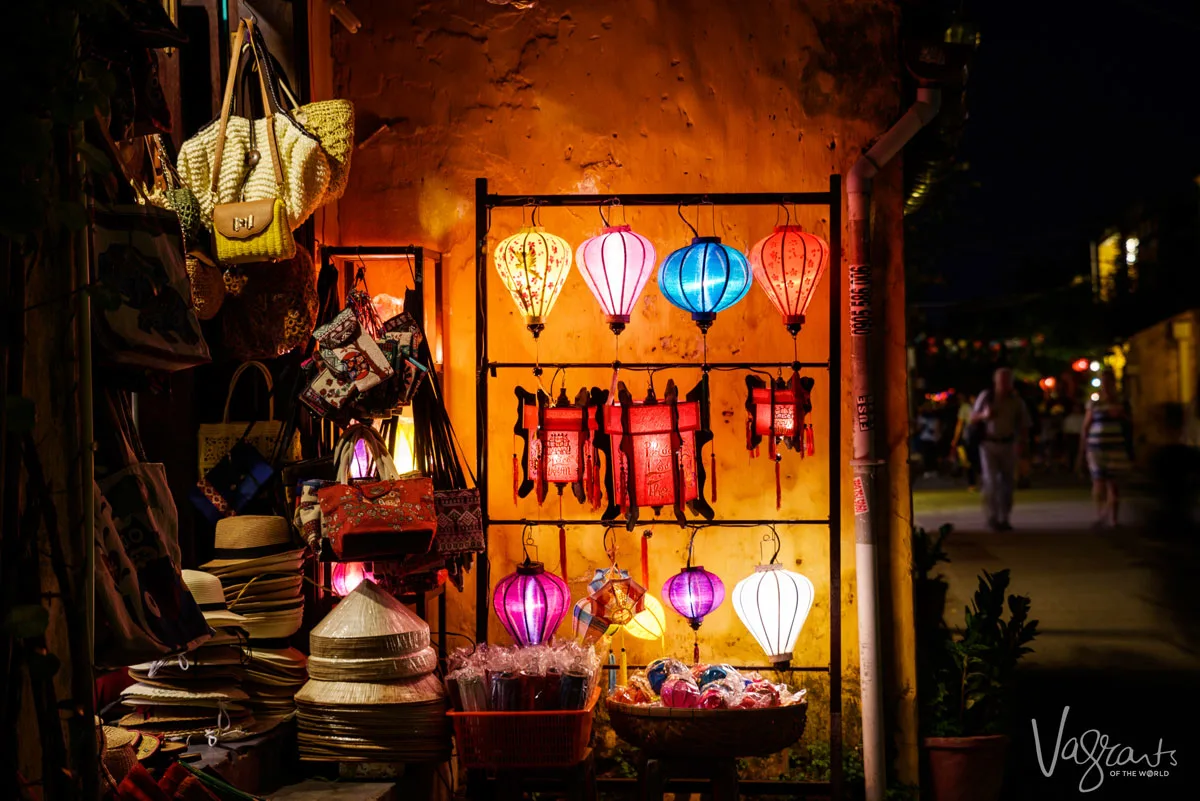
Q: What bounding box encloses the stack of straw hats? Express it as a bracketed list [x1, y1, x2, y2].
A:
[120, 570, 255, 742]
[296, 580, 449, 762]
[200, 515, 308, 732]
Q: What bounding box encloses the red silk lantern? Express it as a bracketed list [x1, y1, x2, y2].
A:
[595, 379, 715, 528]
[749, 225, 830, 335]
[746, 372, 816, 509]
[514, 387, 598, 506]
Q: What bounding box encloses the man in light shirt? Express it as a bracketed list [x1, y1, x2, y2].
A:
[972, 368, 1032, 531]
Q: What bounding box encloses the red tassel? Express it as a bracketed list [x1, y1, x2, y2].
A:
[512, 454, 519, 505]
[640, 534, 650, 589]
[693, 637, 700, 665]
[710, 450, 717, 503]
[558, 524, 568, 582]
[807, 424, 816, 456]
[775, 458, 782, 511]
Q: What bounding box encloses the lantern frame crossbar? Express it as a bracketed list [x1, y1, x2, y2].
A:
[474, 177, 843, 799]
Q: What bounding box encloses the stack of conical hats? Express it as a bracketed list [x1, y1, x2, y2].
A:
[200, 515, 307, 732]
[296, 580, 449, 762]
[120, 570, 255, 741]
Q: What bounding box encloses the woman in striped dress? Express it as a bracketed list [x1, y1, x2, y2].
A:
[1078, 369, 1132, 528]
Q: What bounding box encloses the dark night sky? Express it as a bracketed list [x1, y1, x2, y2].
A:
[914, 0, 1200, 307]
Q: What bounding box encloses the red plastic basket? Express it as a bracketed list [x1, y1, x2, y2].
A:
[448, 685, 600, 769]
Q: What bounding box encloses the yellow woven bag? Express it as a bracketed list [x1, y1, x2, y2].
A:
[209, 20, 295, 265]
[277, 79, 354, 202]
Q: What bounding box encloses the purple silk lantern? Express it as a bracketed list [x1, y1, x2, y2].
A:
[662, 565, 725, 630]
[493, 560, 570, 646]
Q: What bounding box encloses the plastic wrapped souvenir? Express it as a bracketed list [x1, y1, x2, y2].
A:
[660, 676, 702, 708]
[697, 663, 739, 689]
[645, 657, 690, 695]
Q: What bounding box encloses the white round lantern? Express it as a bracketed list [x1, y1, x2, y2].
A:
[732, 563, 814, 665]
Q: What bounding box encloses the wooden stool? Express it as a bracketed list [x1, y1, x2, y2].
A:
[639, 754, 739, 801]
[472, 747, 597, 801]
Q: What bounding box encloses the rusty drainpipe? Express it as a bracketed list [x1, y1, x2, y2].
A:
[848, 84, 941, 801]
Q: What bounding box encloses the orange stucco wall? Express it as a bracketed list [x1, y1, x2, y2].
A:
[326, 0, 914, 779]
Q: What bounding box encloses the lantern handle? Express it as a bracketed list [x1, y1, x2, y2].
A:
[521, 524, 539, 566]
[758, 525, 783, 565]
[685, 525, 699, 569]
[604, 526, 620, 569]
[700, 198, 716, 238]
[676, 203, 699, 239]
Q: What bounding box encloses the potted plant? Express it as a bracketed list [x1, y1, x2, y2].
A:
[912, 524, 952, 632]
[920, 569, 1039, 801]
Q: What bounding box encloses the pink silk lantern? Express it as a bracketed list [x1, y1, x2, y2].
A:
[660, 677, 701, 708]
[749, 225, 830, 335]
[575, 225, 657, 335]
[493, 560, 570, 646]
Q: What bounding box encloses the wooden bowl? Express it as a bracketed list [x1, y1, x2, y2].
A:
[606, 700, 808, 758]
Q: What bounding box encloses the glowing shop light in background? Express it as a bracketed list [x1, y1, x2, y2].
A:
[1038, 376, 1057, 391]
[1091, 378, 1102, 388]
[1072, 358, 1090, 372]
[575, 224, 657, 335]
[494, 225, 573, 338]
[1091, 393, 1101, 402]
[331, 562, 375, 597]
[748, 225, 830, 336]
[1089, 361, 1101, 372]
[1125, 237, 1139, 266]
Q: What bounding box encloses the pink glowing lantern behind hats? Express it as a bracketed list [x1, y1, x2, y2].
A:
[331, 561, 375, 597]
[493, 560, 570, 646]
[662, 565, 725, 630]
[575, 224, 657, 335]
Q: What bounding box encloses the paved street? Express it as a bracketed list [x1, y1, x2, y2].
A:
[914, 482, 1200, 800]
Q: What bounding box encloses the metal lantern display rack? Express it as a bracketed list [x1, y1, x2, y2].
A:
[473, 177, 844, 798]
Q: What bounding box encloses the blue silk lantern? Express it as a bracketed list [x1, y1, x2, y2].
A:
[657, 237, 753, 331]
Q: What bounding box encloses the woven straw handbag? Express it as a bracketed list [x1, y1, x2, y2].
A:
[197, 361, 300, 474]
[177, 18, 329, 233]
[276, 76, 353, 202]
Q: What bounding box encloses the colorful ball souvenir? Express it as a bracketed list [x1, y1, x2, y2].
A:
[660, 676, 701, 709]
[645, 657, 690, 695]
[697, 663, 737, 689]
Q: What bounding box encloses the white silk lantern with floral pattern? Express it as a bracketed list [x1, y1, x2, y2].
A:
[494, 226, 573, 338]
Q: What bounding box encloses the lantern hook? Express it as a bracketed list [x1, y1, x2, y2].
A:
[700, 198, 716, 238]
[677, 203, 699, 239]
[685, 526, 699, 569]
[604, 526, 620, 569]
[758, 525, 783, 565]
[521, 524, 539, 566]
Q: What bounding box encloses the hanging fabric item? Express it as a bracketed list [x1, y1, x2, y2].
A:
[745, 372, 817, 509]
[512, 386, 596, 506]
[596, 379, 715, 529]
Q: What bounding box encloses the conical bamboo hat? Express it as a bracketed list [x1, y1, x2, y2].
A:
[295, 673, 444, 707]
[309, 579, 429, 660]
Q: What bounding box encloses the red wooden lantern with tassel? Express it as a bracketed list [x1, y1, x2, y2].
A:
[745, 372, 816, 509]
[594, 379, 715, 529]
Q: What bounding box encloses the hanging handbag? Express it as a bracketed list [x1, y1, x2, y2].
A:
[91, 176, 211, 372]
[208, 21, 296, 265]
[94, 468, 211, 668]
[220, 244, 319, 360]
[251, 28, 354, 203]
[197, 361, 301, 475]
[316, 424, 436, 559]
[189, 436, 275, 524]
[177, 18, 329, 234]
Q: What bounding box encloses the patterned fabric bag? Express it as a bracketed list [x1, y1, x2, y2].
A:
[94, 466, 211, 668]
[189, 437, 274, 524]
[316, 424, 436, 559]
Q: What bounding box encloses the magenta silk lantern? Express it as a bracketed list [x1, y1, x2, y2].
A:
[662, 565, 725, 630]
[493, 560, 570, 646]
[749, 225, 830, 335]
[575, 225, 657, 335]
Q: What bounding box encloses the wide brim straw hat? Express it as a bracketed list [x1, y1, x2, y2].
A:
[200, 516, 300, 570]
[241, 607, 305, 640]
[120, 682, 249, 705]
[206, 551, 306, 578]
[134, 733, 160, 761]
[230, 596, 305, 613]
[307, 645, 437, 683]
[309, 579, 429, 662]
[181, 569, 247, 628]
[295, 673, 444, 707]
[229, 587, 303, 608]
[223, 574, 303, 599]
[119, 707, 253, 729]
[244, 645, 307, 668]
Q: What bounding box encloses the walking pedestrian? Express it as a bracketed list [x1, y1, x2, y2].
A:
[972, 368, 1032, 531]
[917, 402, 942, 479]
[950, 392, 980, 491]
[1078, 369, 1133, 528]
